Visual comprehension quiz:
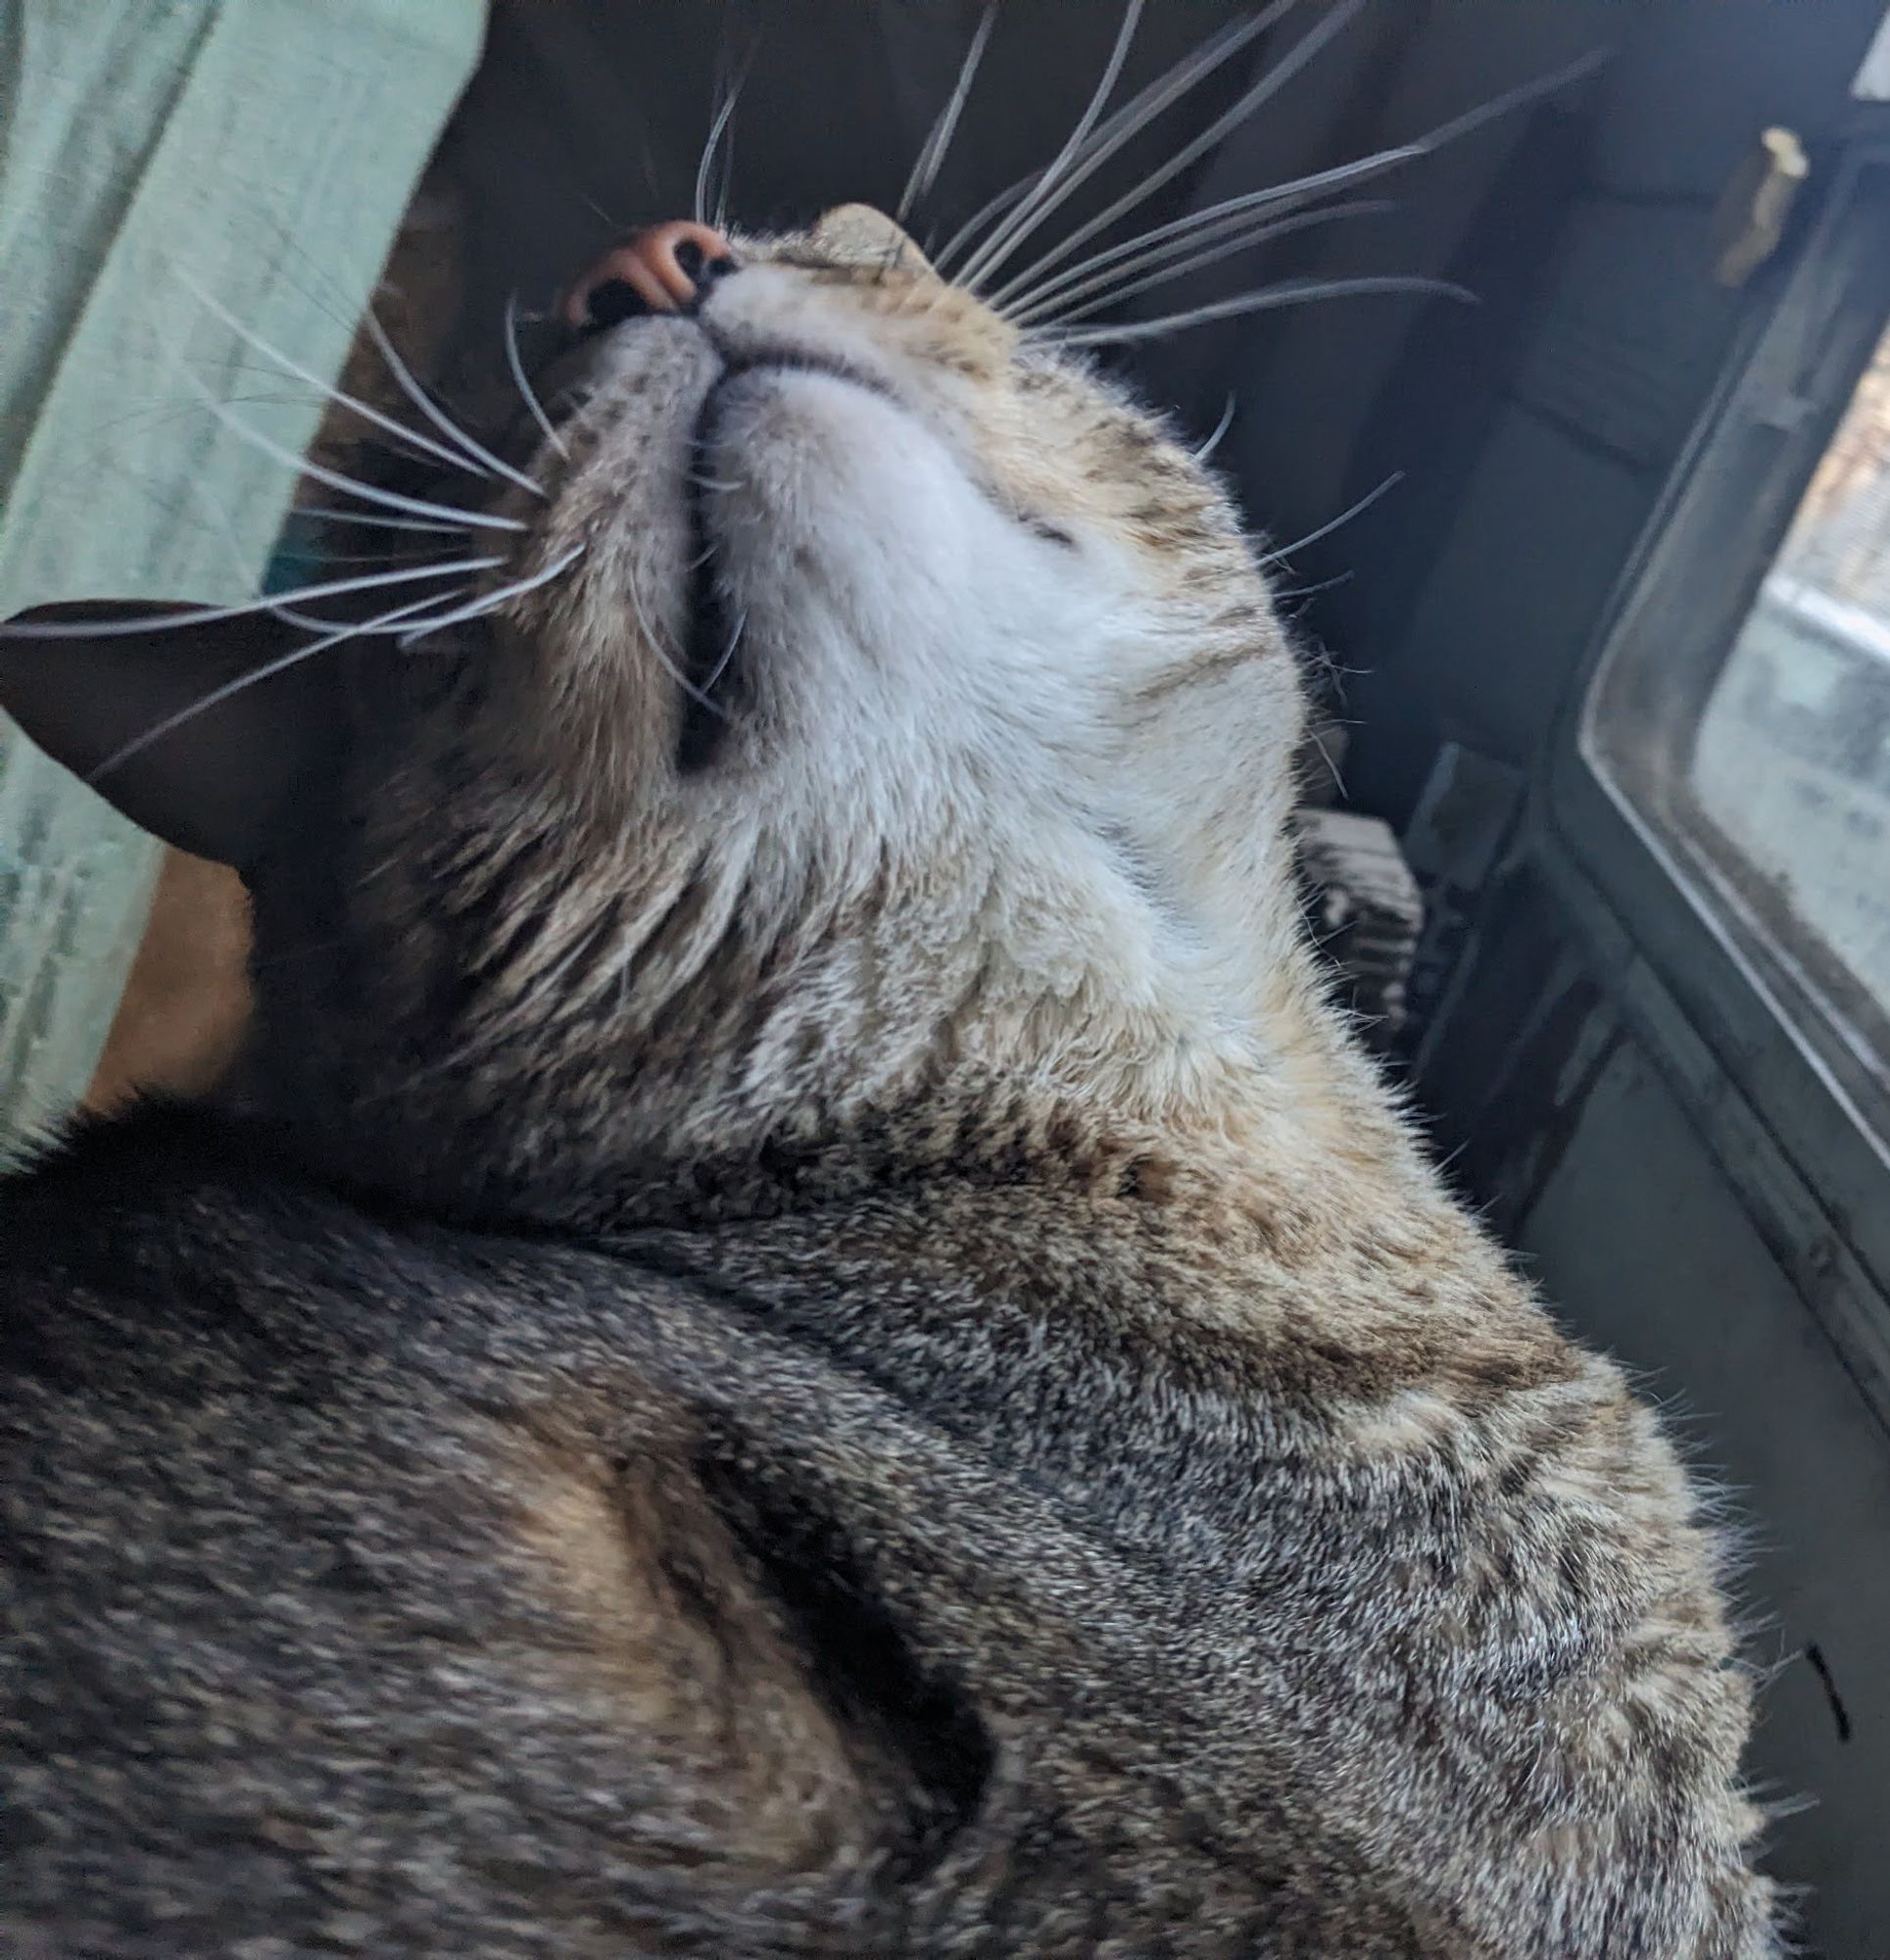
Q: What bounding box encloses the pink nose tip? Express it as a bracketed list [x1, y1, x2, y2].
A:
[563, 220, 735, 328]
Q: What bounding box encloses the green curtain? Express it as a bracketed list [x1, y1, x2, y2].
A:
[0, 0, 486, 1159]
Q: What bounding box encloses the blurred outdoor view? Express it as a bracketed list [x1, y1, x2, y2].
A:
[1691, 324, 1890, 1020]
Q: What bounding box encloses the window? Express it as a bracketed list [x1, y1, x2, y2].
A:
[1573, 147, 1890, 1152]
[1686, 324, 1890, 1044]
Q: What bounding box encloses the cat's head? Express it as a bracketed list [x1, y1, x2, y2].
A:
[2, 203, 1333, 1225]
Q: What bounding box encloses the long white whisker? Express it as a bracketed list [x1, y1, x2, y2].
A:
[977, 10, 1289, 301]
[933, 172, 1041, 279]
[936, 9, 1263, 279]
[398, 544, 586, 646]
[1256, 470, 1404, 566]
[711, 40, 760, 234]
[972, 3, 1303, 305]
[171, 216, 545, 500]
[713, 81, 740, 233]
[278, 547, 448, 565]
[1041, 274, 1474, 349]
[1003, 169, 1387, 325]
[1272, 568, 1356, 607]
[359, 307, 549, 502]
[956, 0, 1146, 291]
[177, 272, 499, 490]
[1195, 395, 1237, 462]
[898, 3, 998, 223]
[1388, 48, 1611, 158]
[182, 472, 356, 637]
[695, 75, 745, 227]
[1015, 198, 1392, 328]
[999, 44, 1606, 324]
[176, 370, 528, 532]
[0, 558, 503, 642]
[990, 0, 1356, 313]
[504, 292, 570, 464]
[290, 505, 473, 536]
[1005, 159, 1390, 323]
[86, 590, 459, 785]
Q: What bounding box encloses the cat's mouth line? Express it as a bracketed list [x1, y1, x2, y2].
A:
[679, 438, 739, 769]
[671, 352, 898, 769]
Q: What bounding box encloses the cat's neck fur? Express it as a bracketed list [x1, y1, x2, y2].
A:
[234, 714, 1421, 1240]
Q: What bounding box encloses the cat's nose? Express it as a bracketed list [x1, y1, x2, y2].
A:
[564, 220, 736, 330]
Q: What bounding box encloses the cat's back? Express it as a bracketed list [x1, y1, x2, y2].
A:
[1, 1115, 1343, 1956]
[0, 1113, 924, 1954]
[0, 1111, 1772, 1957]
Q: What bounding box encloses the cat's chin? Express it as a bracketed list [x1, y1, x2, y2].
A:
[692, 361, 1003, 638]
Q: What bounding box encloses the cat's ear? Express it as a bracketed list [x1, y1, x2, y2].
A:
[0, 603, 345, 870]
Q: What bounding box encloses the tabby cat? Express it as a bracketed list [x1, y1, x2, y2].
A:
[0, 183, 1773, 1954]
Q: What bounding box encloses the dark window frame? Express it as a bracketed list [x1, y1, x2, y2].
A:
[1545, 132, 1890, 1387]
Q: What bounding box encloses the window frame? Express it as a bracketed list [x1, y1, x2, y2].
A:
[1545, 133, 1890, 1385]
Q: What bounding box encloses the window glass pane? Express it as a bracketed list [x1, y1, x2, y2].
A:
[1689, 326, 1890, 1015]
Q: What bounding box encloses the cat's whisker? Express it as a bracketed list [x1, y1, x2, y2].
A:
[962, 2, 1303, 300]
[504, 293, 571, 464]
[1038, 274, 1474, 350]
[695, 72, 746, 230]
[933, 171, 1042, 281]
[627, 569, 730, 721]
[997, 175, 1342, 325]
[83, 589, 470, 786]
[278, 547, 445, 566]
[1255, 471, 1404, 567]
[167, 211, 532, 500]
[987, 0, 1358, 314]
[964, 7, 1286, 293]
[1013, 199, 1393, 328]
[397, 544, 587, 647]
[954, 0, 1145, 293]
[358, 306, 550, 502]
[1008, 154, 1413, 319]
[1272, 568, 1357, 606]
[936, 2, 1272, 287]
[178, 271, 503, 491]
[701, 608, 749, 700]
[291, 505, 476, 537]
[177, 370, 529, 533]
[688, 473, 745, 494]
[897, 2, 998, 224]
[713, 128, 736, 236]
[0, 558, 504, 643]
[1195, 395, 1237, 463]
[997, 47, 1608, 325]
[181, 472, 366, 638]
[1302, 716, 1347, 794]
[64, 393, 332, 483]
